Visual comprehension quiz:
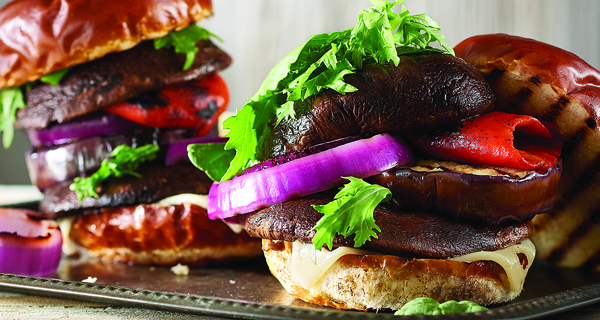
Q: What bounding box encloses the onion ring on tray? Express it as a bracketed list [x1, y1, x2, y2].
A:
[207, 134, 416, 220]
[0, 208, 62, 276]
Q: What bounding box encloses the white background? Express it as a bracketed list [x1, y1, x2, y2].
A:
[0, 0, 598, 184]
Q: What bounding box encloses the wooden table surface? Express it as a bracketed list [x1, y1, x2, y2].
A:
[0, 291, 226, 319]
[1, 290, 599, 319]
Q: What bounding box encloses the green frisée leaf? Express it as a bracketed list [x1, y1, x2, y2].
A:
[212, 0, 454, 181]
[220, 95, 280, 181]
[0, 88, 25, 149]
[154, 24, 222, 71]
[39, 67, 72, 86]
[69, 144, 159, 201]
[187, 142, 236, 182]
[394, 297, 488, 316]
[311, 177, 391, 251]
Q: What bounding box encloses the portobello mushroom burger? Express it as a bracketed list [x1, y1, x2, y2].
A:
[186, 1, 563, 311]
[0, 0, 262, 265]
[184, 1, 565, 312]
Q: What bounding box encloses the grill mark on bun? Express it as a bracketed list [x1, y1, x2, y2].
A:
[546, 154, 600, 219]
[530, 75, 542, 86]
[586, 117, 597, 129]
[580, 249, 600, 270]
[545, 207, 600, 264]
[561, 127, 588, 159]
[515, 87, 533, 102]
[541, 96, 570, 123]
[484, 68, 506, 87]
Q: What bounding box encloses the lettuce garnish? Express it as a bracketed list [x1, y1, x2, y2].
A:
[0, 88, 25, 149]
[187, 142, 235, 182]
[394, 297, 488, 315]
[209, 0, 454, 182]
[0, 67, 72, 149]
[39, 67, 72, 86]
[69, 144, 159, 201]
[154, 24, 223, 71]
[311, 177, 392, 251]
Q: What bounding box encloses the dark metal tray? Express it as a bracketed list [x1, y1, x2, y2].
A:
[1, 201, 600, 319]
[0, 253, 599, 319]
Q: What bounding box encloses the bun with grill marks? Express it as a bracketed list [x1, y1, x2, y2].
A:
[455, 33, 600, 269]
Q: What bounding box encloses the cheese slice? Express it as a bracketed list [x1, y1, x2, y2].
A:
[157, 193, 243, 234]
[158, 193, 208, 208]
[289, 241, 373, 289]
[57, 216, 78, 256]
[450, 239, 535, 293]
[289, 239, 535, 293]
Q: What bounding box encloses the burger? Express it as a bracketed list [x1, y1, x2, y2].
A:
[0, 0, 262, 265]
[187, 2, 563, 311]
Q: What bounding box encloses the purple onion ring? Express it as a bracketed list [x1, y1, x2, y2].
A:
[27, 112, 147, 147]
[207, 134, 416, 220]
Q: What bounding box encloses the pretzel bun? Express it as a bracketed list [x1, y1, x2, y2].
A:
[70, 203, 262, 265]
[0, 0, 213, 89]
[264, 240, 529, 311]
[455, 34, 600, 269]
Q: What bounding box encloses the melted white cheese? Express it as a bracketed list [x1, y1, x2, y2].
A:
[289, 242, 373, 289]
[158, 193, 208, 208]
[289, 239, 536, 293]
[57, 216, 78, 256]
[450, 239, 535, 293]
[157, 193, 243, 234]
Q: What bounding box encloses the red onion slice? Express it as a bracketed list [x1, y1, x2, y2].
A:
[240, 135, 363, 176]
[165, 136, 228, 166]
[0, 208, 62, 276]
[27, 112, 148, 148]
[207, 134, 416, 220]
[26, 128, 193, 191]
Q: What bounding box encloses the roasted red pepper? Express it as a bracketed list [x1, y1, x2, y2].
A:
[105, 74, 229, 137]
[407, 112, 562, 172]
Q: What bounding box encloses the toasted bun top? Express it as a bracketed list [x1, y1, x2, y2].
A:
[0, 0, 213, 89]
[454, 33, 600, 104]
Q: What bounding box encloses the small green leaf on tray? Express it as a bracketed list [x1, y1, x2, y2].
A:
[394, 297, 488, 315]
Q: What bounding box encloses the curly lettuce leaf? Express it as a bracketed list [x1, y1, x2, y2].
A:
[69, 144, 159, 201]
[214, 0, 454, 181]
[0, 88, 25, 149]
[154, 24, 222, 71]
[311, 177, 392, 251]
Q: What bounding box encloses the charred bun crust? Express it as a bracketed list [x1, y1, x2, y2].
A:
[0, 0, 213, 89]
[455, 33, 600, 269]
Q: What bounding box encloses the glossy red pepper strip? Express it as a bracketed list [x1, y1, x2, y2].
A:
[407, 112, 562, 172]
[105, 74, 229, 137]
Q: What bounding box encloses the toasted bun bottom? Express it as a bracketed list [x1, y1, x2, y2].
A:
[263, 240, 523, 311]
[70, 203, 262, 265]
